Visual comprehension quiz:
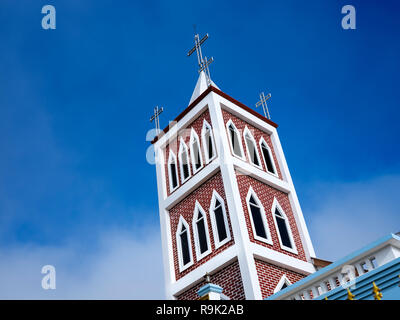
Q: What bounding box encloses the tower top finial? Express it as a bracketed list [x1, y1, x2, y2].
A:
[187, 32, 214, 86]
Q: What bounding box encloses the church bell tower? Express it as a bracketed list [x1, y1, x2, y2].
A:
[151, 33, 317, 300]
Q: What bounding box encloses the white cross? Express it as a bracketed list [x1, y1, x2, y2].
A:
[187, 33, 214, 86]
[150, 106, 163, 134]
[255, 92, 272, 119]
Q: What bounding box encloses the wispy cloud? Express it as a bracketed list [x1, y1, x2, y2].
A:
[0, 226, 164, 299]
[306, 174, 400, 261]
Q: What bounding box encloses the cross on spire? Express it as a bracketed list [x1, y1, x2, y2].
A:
[150, 106, 163, 134]
[187, 33, 214, 86]
[255, 92, 272, 119]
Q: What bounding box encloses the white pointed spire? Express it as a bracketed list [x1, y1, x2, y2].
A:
[189, 71, 219, 105]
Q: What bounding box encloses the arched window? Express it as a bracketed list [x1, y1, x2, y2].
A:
[176, 217, 193, 271]
[226, 120, 244, 158]
[178, 139, 191, 183]
[189, 129, 203, 174]
[244, 127, 261, 168]
[209, 191, 231, 248]
[201, 120, 216, 163]
[272, 198, 297, 254]
[274, 275, 292, 293]
[259, 138, 277, 175]
[168, 151, 179, 191]
[192, 202, 211, 260]
[246, 187, 272, 244]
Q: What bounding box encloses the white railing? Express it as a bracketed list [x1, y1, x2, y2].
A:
[274, 236, 400, 300]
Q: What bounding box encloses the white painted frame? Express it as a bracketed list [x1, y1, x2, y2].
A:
[192, 201, 212, 261]
[209, 190, 232, 249]
[259, 137, 278, 177]
[246, 186, 273, 245]
[176, 216, 194, 272]
[178, 137, 192, 184]
[189, 128, 204, 174]
[201, 119, 217, 164]
[167, 151, 179, 192]
[243, 126, 262, 170]
[274, 274, 292, 293]
[271, 198, 298, 254]
[225, 119, 246, 161]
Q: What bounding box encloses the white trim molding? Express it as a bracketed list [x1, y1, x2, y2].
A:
[271, 198, 298, 255]
[192, 201, 212, 261]
[209, 190, 232, 250]
[274, 275, 292, 293]
[246, 186, 273, 245]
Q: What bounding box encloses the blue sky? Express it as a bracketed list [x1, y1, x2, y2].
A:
[0, 0, 399, 298]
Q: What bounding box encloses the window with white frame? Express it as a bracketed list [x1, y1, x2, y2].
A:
[192, 202, 211, 260]
[178, 139, 191, 183]
[209, 191, 231, 248]
[272, 198, 297, 254]
[189, 129, 203, 174]
[167, 151, 179, 191]
[274, 275, 292, 293]
[244, 127, 261, 168]
[201, 120, 216, 163]
[226, 120, 244, 158]
[176, 217, 193, 271]
[259, 138, 277, 175]
[246, 187, 272, 244]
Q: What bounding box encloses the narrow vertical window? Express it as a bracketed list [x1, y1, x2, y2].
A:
[193, 202, 211, 260]
[246, 188, 272, 244]
[244, 128, 261, 167]
[275, 209, 292, 248]
[272, 199, 297, 253]
[190, 129, 203, 173]
[202, 120, 216, 163]
[176, 217, 193, 271]
[179, 139, 191, 183]
[210, 191, 231, 248]
[260, 139, 276, 174]
[227, 121, 243, 158]
[168, 151, 178, 191]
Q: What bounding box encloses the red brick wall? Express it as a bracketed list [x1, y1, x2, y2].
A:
[221, 108, 283, 180]
[164, 109, 215, 196]
[176, 260, 245, 300]
[169, 172, 235, 280]
[236, 174, 307, 261]
[255, 259, 306, 299]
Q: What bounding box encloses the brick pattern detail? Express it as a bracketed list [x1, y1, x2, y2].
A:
[176, 260, 245, 300]
[221, 108, 283, 180]
[255, 259, 306, 299]
[169, 172, 234, 280]
[164, 109, 215, 196]
[237, 174, 307, 261]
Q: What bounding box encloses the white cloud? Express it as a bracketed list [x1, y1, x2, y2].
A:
[0, 226, 165, 299]
[305, 174, 400, 261]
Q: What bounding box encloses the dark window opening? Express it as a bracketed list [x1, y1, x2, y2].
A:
[246, 135, 260, 166]
[214, 199, 228, 242]
[249, 196, 267, 239]
[261, 143, 275, 174]
[180, 226, 191, 265]
[170, 162, 178, 189]
[196, 214, 208, 254]
[275, 209, 292, 248]
[229, 125, 242, 157]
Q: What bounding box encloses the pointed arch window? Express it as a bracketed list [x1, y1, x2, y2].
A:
[259, 138, 277, 175]
[244, 127, 261, 168]
[246, 188, 272, 244]
[201, 120, 216, 164]
[192, 202, 211, 260]
[178, 139, 191, 183]
[168, 151, 179, 191]
[189, 129, 203, 174]
[226, 120, 244, 159]
[209, 191, 231, 248]
[272, 199, 297, 254]
[176, 217, 193, 271]
[274, 275, 292, 293]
